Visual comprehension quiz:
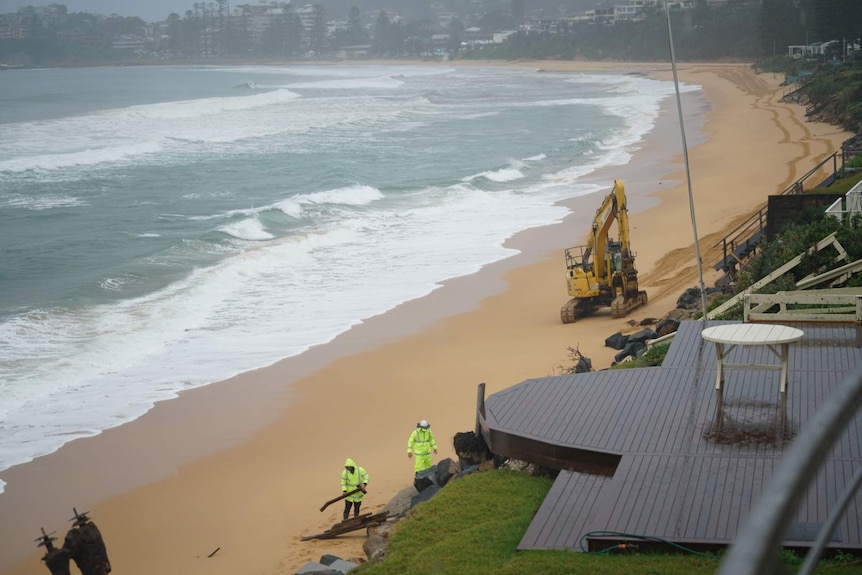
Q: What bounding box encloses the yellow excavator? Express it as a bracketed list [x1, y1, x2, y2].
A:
[560, 179, 648, 323]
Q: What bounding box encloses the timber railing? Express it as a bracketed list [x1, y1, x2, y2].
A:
[713, 152, 841, 276]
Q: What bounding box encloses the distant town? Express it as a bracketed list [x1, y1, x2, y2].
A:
[0, 0, 855, 67]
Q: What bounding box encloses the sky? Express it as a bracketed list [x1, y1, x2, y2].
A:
[0, 0, 195, 21]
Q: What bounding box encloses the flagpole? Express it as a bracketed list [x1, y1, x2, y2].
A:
[664, 0, 709, 321]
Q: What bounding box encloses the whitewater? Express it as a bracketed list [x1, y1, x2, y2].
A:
[0, 63, 696, 492]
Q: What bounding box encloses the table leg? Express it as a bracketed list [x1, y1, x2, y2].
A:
[714, 342, 724, 391]
[780, 342, 789, 393]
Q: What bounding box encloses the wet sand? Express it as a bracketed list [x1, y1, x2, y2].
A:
[0, 61, 852, 575]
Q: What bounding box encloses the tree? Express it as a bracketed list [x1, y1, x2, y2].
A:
[447, 18, 464, 53]
[165, 12, 181, 54]
[347, 5, 366, 45]
[309, 4, 327, 53]
[261, 3, 302, 56]
[372, 11, 389, 55]
[216, 0, 228, 55]
[511, 0, 526, 23]
[800, 0, 862, 46]
[759, 0, 803, 55]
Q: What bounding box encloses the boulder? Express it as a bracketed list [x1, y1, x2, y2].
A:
[500, 458, 539, 475]
[655, 317, 681, 337]
[665, 307, 695, 321]
[410, 484, 441, 508]
[413, 475, 434, 493]
[453, 431, 491, 465]
[676, 287, 703, 309]
[573, 354, 592, 373]
[414, 466, 436, 492]
[639, 317, 658, 326]
[367, 521, 397, 539]
[295, 562, 342, 575]
[614, 341, 645, 363]
[362, 534, 388, 562]
[627, 328, 657, 345]
[604, 331, 629, 350]
[328, 559, 359, 574]
[434, 457, 455, 487]
[382, 485, 418, 518]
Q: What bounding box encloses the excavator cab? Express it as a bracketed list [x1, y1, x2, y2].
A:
[560, 180, 648, 324]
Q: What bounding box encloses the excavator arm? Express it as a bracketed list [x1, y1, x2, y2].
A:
[592, 180, 626, 281]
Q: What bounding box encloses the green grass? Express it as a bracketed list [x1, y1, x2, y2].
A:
[610, 343, 670, 369]
[354, 470, 862, 574]
[819, 170, 862, 195]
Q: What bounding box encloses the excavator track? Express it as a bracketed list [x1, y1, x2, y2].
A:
[561, 298, 584, 324]
[610, 290, 649, 318]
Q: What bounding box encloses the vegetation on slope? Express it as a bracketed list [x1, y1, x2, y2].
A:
[355, 470, 860, 574]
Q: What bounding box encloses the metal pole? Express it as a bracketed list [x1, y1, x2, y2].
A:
[475, 383, 485, 435]
[664, 0, 709, 321]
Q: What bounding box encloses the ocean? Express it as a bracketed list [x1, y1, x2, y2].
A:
[0, 63, 693, 491]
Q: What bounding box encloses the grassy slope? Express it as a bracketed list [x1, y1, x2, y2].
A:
[354, 470, 862, 575]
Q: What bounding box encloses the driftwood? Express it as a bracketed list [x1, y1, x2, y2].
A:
[65, 521, 111, 575]
[301, 511, 389, 541]
[319, 487, 364, 512]
[38, 510, 110, 575]
[36, 529, 71, 575]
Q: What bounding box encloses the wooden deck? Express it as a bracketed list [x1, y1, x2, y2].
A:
[479, 320, 862, 552]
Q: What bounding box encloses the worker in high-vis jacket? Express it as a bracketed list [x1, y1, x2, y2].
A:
[341, 458, 369, 522]
[407, 420, 438, 475]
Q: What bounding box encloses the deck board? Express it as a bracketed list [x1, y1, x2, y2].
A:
[483, 320, 862, 551]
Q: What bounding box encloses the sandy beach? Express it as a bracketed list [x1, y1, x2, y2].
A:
[0, 61, 853, 575]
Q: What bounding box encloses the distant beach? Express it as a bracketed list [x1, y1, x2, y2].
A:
[0, 60, 852, 575]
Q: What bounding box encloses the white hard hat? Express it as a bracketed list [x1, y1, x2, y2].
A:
[418, 420, 430, 428]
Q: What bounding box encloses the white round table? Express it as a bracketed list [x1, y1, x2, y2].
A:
[701, 324, 804, 394]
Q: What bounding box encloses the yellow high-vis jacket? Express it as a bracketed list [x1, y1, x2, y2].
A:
[341, 458, 369, 502]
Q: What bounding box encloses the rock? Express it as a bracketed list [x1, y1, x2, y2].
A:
[676, 287, 703, 309]
[414, 466, 436, 492]
[382, 485, 418, 518]
[614, 341, 645, 363]
[295, 562, 342, 574]
[676, 286, 725, 311]
[500, 458, 538, 475]
[328, 559, 359, 574]
[434, 457, 455, 487]
[604, 331, 629, 350]
[639, 317, 658, 325]
[453, 431, 491, 465]
[573, 354, 592, 373]
[367, 521, 397, 539]
[627, 328, 657, 345]
[410, 484, 441, 508]
[414, 475, 434, 493]
[665, 308, 695, 321]
[363, 534, 388, 562]
[655, 317, 680, 337]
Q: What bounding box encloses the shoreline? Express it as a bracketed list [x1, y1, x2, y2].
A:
[0, 61, 853, 575]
